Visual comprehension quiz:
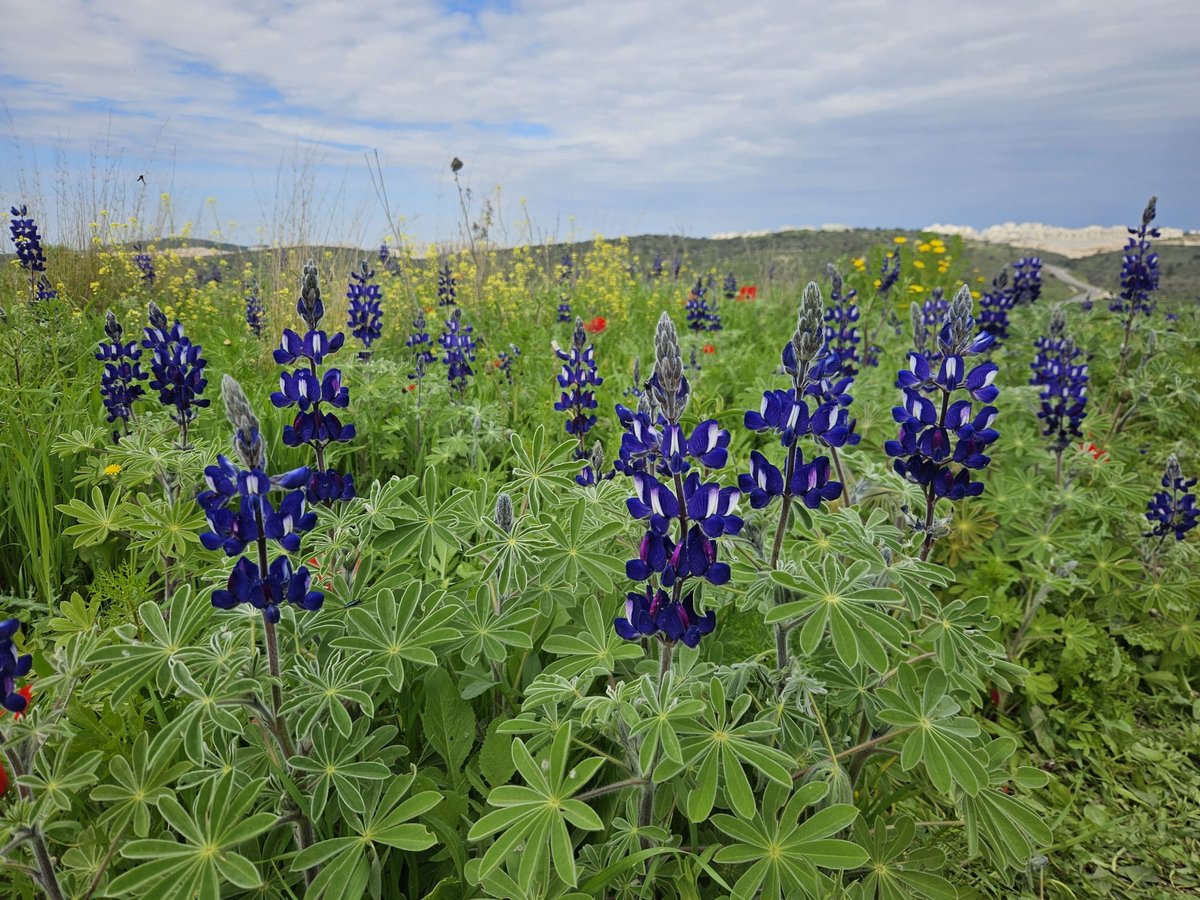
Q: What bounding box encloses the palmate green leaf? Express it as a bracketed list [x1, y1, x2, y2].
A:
[455, 589, 538, 665]
[85, 586, 213, 706]
[877, 666, 987, 796]
[627, 670, 707, 774]
[767, 558, 907, 671]
[293, 767, 441, 900]
[19, 738, 103, 815]
[289, 720, 396, 819]
[542, 596, 643, 678]
[956, 738, 1052, 871]
[848, 815, 956, 900]
[918, 594, 1016, 692]
[667, 677, 795, 822]
[382, 467, 468, 566]
[712, 780, 867, 900]
[537, 499, 627, 596]
[469, 504, 551, 595]
[331, 582, 461, 691]
[127, 490, 205, 559]
[164, 662, 258, 764]
[108, 772, 275, 899]
[283, 653, 387, 742]
[508, 425, 582, 514]
[90, 729, 195, 837]
[468, 722, 604, 894]
[55, 484, 136, 547]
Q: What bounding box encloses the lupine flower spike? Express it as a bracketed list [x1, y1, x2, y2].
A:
[612, 312, 735, 651]
[555, 317, 603, 460]
[862, 249, 902, 367]
[97, 311, 147, 443]
[1145, 454, 1198, 547]
[346, 261, 384, 359]
[245, 279, 265, 337]
[199, 376, 322, 622]
[1111, 197, 1161, 380]
[272, 260, 355, 503]
[439, 307, 477, 400]
[437, 260, 458, 306]
[8, 205, 53, 300]
[143, 301, 210, 448]
[1030, 309, 1088, 486]
[133, 244, 156, 287]
[979, 268, 1014, 344]
[885, 285, 999, 560]
[739, 282, 845, 667]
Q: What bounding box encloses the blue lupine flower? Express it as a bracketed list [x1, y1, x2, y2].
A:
[439, 306, 476, 398]
[1011, 257, 1042, 305]
[576, 440, 614, 487]
[379, 242, 400, 275]
[614, 586, 715, 648]
[245, 280, 265, 337]
[672, 250, 683, 283]
[1030, 311, 1088, 453]
[133, 244, 156, 286]
[271, 260, 354, 503]
[143, 301, 210, 447]
[437, 260, 457, 306]
[347, 261, 384, 358]
[497, 343, 521, 383]
[685, 278, 709, 332]
[885, 285, 999, 503]
[723, 272, 737, 302]
[8, 205, 47, 274]
[201, 376, 325, 623]
[0, 619, 33, 714]
[978, 268, 1014, 343]
[612, 313, 731, 647]
[555, 318, 603, 457]
[96, 311, 147, 443]
[1145, 455, 1198, 542]
[406, 307, 435, 382]
[212, 555, 324, 624]
[1110, 197, 1160, 317]
[824, 264, 861, 377]
[739, 283, 845, 519]
[651, 253, 664, 280]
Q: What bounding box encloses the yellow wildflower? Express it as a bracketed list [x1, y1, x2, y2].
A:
[913, 260, 925, 270]
[103, 463, 122, 477]
[908, 284, 925, 294]
[893, 236, 908, 244]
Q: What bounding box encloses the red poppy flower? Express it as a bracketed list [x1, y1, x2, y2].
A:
[584, 316, 607, 334]
[0, 685, 32, 721]
[736, 285, 758, 301]
[702, 344, 716, 354]
[1079, 439, 1108, 462]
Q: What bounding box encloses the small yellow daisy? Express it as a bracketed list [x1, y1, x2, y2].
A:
[104, 463, 122, 477]
[893, 236, 908, 244]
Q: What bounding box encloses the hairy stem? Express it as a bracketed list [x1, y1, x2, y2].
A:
[771, 444, 799, 670]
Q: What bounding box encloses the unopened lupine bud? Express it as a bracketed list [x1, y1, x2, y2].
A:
[1143, 195, 1157, 227]
[651, 312, 687, 421]
[298, 259, 323, 331]
[1165, 454, 1182, 484]
[221, 374, 265, 471]
[494, 492, 514, 533]
[590, 440, 605, 474]
[911, 300, 926, 354]
[942, 284, 976, 356]
[104, 310, 122, 342]
[826, 263, 842, 299]
[147, 300, 168, 331]
[790, 281, 825, 386]
[572, 316, 587, 351]
[1048, 308, 1066, 339]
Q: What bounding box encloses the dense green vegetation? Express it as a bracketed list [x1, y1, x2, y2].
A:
[0, 211, 1197, 899]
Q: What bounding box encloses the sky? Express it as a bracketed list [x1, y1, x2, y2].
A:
[1, 0, 1198, 248]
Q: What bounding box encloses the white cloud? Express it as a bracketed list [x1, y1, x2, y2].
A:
[2, 0, 1197, 243]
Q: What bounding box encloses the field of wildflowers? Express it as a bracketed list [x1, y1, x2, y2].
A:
[0, 195, 1197, 899]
